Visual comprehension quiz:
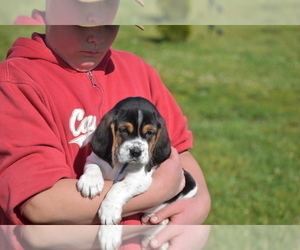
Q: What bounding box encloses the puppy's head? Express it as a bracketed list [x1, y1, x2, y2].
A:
[91, 97, 171, 169]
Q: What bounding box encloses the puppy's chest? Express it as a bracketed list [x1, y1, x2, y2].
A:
[101, 163, 123, 180]
[101, 162, 152, 185]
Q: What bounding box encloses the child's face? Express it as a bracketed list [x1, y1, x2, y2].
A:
[45, 25, 119, 72]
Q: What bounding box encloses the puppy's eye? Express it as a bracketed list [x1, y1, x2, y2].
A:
[145, 130, 155, 139]
[119, 128, 129, 137]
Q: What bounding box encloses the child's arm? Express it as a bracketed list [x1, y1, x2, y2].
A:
[22, 149, 184, 224]
[146, 151, 211, 225]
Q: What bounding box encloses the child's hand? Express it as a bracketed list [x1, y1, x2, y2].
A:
[141, 225, 211, 250]
[146, 194, 207, 225]
[151, 147, 185, 203]
[144, 151, 211, 225]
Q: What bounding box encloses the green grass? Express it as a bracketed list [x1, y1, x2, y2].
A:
[0, 25, 299, 225]
[205, 226, 300, 249]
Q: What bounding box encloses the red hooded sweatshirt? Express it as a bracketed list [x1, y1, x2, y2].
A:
[0, 33, 193, 225]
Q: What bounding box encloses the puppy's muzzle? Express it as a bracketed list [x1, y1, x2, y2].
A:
[118, 139, 149, 165]
[130, 147, 142, 158]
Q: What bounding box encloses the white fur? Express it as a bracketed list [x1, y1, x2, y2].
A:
[77, 137, 197, 226]
[99, 165, 153, 224]
[117, 138, 149, 165]
[77, 158, 104, 198]
[99, 225, 123, 250]
[98, 224, 169, 250]
[77, 137, 154, 225]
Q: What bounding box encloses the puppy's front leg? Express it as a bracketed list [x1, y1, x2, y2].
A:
[98, 225, 123, 250]
[77, 163, 104, 198]
[99, 169, 152, 225]
[77, 153, 105, 198]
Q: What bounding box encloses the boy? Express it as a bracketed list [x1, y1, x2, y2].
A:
[0, 2, 210, 225]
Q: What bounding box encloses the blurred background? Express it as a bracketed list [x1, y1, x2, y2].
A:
[1, 0, 300, 25]
[0, 25, 299, 225]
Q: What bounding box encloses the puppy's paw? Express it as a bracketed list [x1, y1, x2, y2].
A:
[99, 201, 122, 225]
[99, 225, 122, 250]
[160, 218, 170, 225]
[141, 213, 154, 224]
[77, 173, 104, 198]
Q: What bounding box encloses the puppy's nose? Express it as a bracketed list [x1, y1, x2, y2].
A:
[130, 147, 142, 157]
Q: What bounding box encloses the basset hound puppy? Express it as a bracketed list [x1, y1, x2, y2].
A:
[77, 97, 197, 225]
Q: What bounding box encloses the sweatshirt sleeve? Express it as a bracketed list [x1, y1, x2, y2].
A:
[0, 80, 72, 224]
[146, 65, 193, 153]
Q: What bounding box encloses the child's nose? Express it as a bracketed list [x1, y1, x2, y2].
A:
[87, 29, 104, 45]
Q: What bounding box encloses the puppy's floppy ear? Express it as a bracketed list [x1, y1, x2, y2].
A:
[91, 110, 116, 166]
[150, 116, 171, 167]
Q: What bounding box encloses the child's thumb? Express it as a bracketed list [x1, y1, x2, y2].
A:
[150, 204, 176, 224]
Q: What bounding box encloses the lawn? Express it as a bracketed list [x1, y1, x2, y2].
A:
[0, 25, 299, 225]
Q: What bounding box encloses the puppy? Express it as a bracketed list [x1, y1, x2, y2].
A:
[77, 97, 197, 225]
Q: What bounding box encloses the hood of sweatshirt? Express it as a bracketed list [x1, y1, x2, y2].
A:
[13, 10, 46, 25]
[6, 33, 112, 73]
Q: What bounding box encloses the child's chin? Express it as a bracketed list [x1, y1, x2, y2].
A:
[74, 62, 98, 72]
